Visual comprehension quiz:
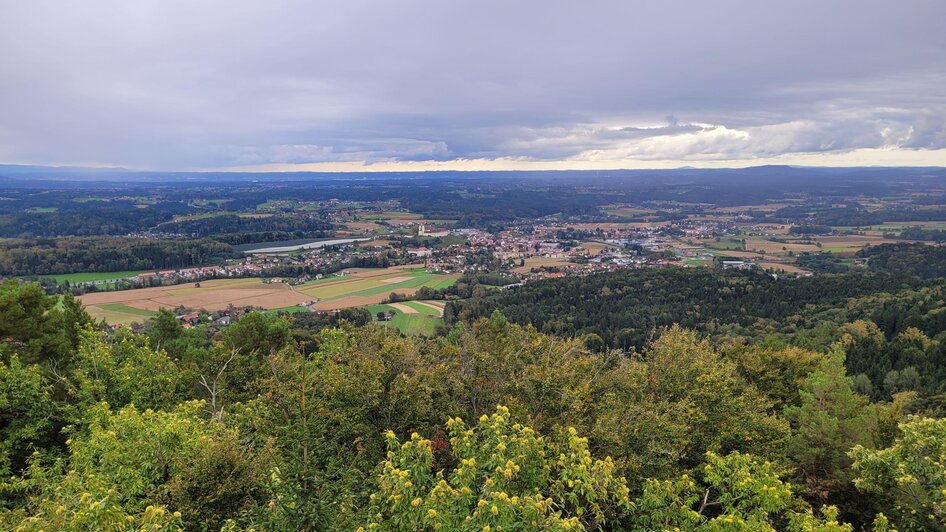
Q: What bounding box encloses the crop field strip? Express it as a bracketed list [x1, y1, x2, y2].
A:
[78, 268, 457, 324]
[299, 270, 456, 301]
[399, 300, 444, 316]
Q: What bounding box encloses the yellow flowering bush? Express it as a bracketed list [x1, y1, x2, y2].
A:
[633, 451, 852, 531]
[851, 416, 946, 530]
[9, 461, 182, 531]
[363, 405, 632, 530]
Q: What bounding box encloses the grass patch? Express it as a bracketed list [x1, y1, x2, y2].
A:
[267, 305, 310, 314]
[98, 303, 157, 317]
[400, 301, 441, 316]
[361, 211, 422, 221]
[702, 239, 745, 251]
[427, 277, 458, 290]
[43, 270, 153, 283]
[366, 304, 442, 335]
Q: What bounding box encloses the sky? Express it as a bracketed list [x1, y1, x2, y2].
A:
[1, 0, 945, 171]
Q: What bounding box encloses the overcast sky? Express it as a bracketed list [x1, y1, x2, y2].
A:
[2, 0, 945, 171]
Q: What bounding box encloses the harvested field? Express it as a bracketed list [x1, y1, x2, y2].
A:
[513, 256, 571, 273]
[346, 221, 381, 231]
[579, 241, 609, 255]
[387, 302, 420, 314]
[399, 301, 443, 316]
[79, 267, 458, 324]
[760, 262, 810, 274]
[708, 250, 766, 259]
[80, 278, 309, 323]
[745, 239, 820, 255]
[412, 300, 445, 315]
[296, 267, 456, 305]
[812, 236, 901, 247]
[380, 276, 414, 284]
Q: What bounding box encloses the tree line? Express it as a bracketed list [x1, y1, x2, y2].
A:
[0, 237, 234, 276]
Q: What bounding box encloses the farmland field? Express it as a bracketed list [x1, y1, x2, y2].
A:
[304, 267, 458, 310]
[833, 221, 946, 232]
[78, 267, 458, 324]
[365, 300, 445, 335]
[704, 250, 766, 259]
[578, 241, 609, 255]
[601, 206, 653, 217]
[759, 262, 810, 274]
[85, 303, 158, 324]
[345, 221, 381, 231]
[361, 211, 422, 220]
[512, 256, 571, 273]
[700, 238, 745, 251]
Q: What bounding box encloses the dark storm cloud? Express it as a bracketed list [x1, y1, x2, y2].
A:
[1, 0, 944, 169]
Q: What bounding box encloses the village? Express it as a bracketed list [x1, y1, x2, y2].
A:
[67, 208, 827, 302]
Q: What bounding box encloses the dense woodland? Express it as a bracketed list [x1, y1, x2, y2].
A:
[154, 215, 334, 241]
[1, 266, 946, 529]
[444, 266, 925, 349]
[0, 237, 234, 276]
[0, 206, 177, 239]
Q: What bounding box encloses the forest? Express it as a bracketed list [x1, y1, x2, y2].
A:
[444, 265, 928, 349]
[153, 215, 334, 241]
[0, 237, 234, 276]
[1, 275, 946, 530]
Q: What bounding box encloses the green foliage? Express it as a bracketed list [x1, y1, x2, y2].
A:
[0, 356, 56, 489]
[721, 343, 823, 409]
[363, 406, 632, 530]
[67, 402, 221, 509]
[0, 281, 88, 366]
[592, 326, 789, 482]
[0, 287, 941, 531]
[244, 326, 464, 530]
[216, 312, 292, 400]
[785, 344, 880, 508]
[632, 451, 847, 531]
[5, 401, 226, 531]
[446, 267, 923, 351]
[69, 328, 188, 412]
[8, 469, 183, 532]
[163, 430, 269, 531]
[851, 416, 946, 530]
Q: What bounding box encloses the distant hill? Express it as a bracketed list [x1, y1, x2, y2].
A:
[0, 163, 943, 188]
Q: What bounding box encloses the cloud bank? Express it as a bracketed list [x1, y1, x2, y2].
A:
[1, 0, 944, 170]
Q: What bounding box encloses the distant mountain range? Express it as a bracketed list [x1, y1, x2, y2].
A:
[1, 163, 944, 188]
